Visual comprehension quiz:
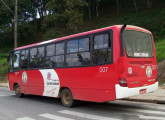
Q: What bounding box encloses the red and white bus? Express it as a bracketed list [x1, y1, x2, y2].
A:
[8, 25, 158, 107]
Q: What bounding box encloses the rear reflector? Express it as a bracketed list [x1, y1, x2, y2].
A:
[119, 78, 127, 87]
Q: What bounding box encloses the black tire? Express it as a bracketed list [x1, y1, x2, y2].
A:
[61, 88, 74, 107]
[14, 84, 24, 98]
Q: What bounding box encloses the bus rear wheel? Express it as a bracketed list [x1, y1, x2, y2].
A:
[61, 88, 74, 107]
[14, 84, 24, 98]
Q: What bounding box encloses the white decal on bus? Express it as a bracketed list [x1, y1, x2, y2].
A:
[39, 69, 60, 97]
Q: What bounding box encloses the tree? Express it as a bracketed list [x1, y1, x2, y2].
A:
[147, 0, 151, 8]
[44, 0, 87, 33]
[117, 0, 120, 15]
[31, 0, 49, 22]
[147, 0, 152, 8]
[133, 0, 137, 12]
[0, 0, 39, 47]
[96, 0, 99, 18]
[0, 0, 15, 47]
[88, 0, 91, 20]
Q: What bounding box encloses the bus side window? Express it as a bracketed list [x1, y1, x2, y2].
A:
[13, 54, 19, 68]
[9, 54, 13, 72]
[66, 40, 79, 66]
[56, 42, 64, 55]
[8, 51, 21, 72]
[20, 50, 29, 69]
[67, 40, 78, 53]
[78, 38, 90, 65]
[66, 38, 90, 67]
[45, 42, 65, 68]
[55, 42, 64, 67]
[46, 44, 55, 56]
[46, 44, 55, 68]
[93, 33, 112, 64]
[12, 52, 20, 71]
[79, 38, 89, 52]
[30, 48, 37, 68]
[37, 46, 45, 67]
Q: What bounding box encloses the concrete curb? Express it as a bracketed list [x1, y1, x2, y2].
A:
[122, 98, 156, 103]
[0, 85, 8, 88]
[156, 100, 165, 104]
[122, 98, 165, 104]
[0, 83, 8, 88]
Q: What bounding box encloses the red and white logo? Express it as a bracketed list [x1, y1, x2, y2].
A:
[128, 67, 132, 74]
[47, 72, 51, 80]
[146, 66, 152, 77]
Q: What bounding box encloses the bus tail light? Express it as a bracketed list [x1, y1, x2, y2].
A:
[119, 78, 127, 87]
[156, 78, 158, 82]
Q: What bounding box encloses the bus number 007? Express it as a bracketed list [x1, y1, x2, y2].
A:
[99, 67, 108, 72]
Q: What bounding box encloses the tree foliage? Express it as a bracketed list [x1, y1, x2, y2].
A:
[44, 0, 87, 31]
[0, 0, 165, 48]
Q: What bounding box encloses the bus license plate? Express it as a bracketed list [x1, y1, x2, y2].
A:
[139, 89, 146, 94]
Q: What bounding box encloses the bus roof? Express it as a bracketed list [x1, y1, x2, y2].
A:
[14, 25, 151, 51]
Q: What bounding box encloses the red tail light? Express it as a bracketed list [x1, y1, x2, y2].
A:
[119, 78, 127, 87]
[156, 78, 158, 82]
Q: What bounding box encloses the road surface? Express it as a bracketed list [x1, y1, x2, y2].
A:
[0, 87, 165, 120]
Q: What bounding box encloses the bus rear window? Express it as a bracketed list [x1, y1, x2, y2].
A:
[123, 30, 153, 58]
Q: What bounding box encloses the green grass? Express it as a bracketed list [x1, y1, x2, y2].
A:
[158, 78, 165, 86]
[0, 75, 7, 83]
[155, 39, 165, 63]
[0, 58, 7, 65]
[0, 48, 12, 83]
[0, 57, 8, 83]
[0, 64, 8, 75]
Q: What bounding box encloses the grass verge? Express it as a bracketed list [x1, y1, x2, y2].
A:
[0, 57, 8, 83]
[155, 39, 165, 63]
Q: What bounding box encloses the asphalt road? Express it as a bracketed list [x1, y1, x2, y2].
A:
[0, 87, 165, 120]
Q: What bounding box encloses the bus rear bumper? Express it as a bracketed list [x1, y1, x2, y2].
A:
[115, 81, 158, 99]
